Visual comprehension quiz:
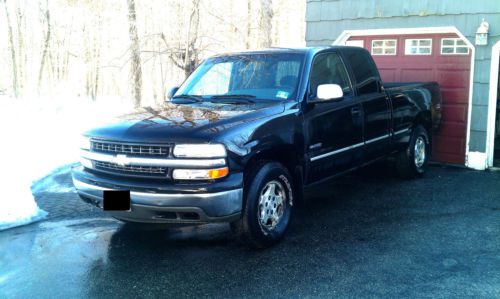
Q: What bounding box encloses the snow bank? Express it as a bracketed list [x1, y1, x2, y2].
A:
[0, 95, 133, 230]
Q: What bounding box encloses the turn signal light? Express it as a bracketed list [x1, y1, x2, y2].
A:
[207, 167, 229, 179]
[172, 167, 229, 180]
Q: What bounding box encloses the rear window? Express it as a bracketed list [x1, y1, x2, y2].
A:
[342, 49, 380, 95]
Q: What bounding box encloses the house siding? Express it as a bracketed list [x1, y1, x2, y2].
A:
[306, 0, 500, 154]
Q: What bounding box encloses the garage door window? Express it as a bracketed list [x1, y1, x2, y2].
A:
[405, 39, 432, 55]
[346, 40, 364, 48]
[441, 38, 469, 55]
[371, 40, 397, 55]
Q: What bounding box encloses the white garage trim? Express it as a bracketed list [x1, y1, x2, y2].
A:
[486, 41, 500, 167]
[334, 26, 478, 168]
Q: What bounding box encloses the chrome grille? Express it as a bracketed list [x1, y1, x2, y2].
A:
[91, 140, 170, 157]
[94, 161, 168, 178]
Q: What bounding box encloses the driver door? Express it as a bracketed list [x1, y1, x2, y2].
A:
[304, 52, 364, 183]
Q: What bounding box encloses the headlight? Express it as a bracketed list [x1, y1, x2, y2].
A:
[79, 136, 91, 150]
[173, 144, 226, 158]
[172, 167, 229, 180]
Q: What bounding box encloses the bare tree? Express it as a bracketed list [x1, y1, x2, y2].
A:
[246, 0, 252, 49]
[163, 0, 201, 79]
[38, 0, 51, 91]
[127, 0, 142, 108]
[258, 0, 273, 48]
[0, 0, 305, 101]
[2, 0, 19, 97]
[84, 23, 100, 101]
[182, 0, 201, 78]
[15, 2, 25, 91]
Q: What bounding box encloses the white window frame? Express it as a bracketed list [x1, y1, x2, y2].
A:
[345, 40, 364, 48]
[370, 39, 397, 56]
[405, 39, 432, 55]
[440, 38, 470, 55]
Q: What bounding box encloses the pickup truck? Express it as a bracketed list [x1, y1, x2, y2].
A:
[72, 46, 441, 248]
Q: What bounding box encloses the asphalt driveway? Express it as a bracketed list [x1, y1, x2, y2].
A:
[1, 164, 499, 298]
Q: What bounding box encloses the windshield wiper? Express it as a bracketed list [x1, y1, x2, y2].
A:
[209, 94, 256, 104]
[171, 94, 204, 103]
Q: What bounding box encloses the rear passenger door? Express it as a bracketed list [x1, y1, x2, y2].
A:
[342, 49, 392, 161]
[305, 51, 364, 183]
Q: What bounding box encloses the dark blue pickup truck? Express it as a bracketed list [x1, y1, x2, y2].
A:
[72, 46, 441, 247]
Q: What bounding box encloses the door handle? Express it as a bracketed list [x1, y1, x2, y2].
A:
[351, 106, 360, 116]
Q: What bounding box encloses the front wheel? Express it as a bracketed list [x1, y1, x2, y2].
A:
[231, 161, 294, 248]
[396, 125, 430, 179]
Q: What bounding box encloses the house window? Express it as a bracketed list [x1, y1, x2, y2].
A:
[371, 39, 397, 55]
[441, 38, 469, 55]
[405, 39, 432, 55]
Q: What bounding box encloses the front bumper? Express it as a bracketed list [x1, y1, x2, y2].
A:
[71, 166, 243, 224]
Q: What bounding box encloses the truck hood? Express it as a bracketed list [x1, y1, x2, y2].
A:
[85, 101, 285, 143]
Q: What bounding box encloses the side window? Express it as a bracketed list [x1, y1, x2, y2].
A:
[309, 53, 352, 98]
[343, 49, 380, 95]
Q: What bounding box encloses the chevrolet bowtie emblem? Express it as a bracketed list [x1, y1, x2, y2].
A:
[114, 154, 128, 166]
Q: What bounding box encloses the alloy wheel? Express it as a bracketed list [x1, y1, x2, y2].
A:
[258, 180, 286, 231]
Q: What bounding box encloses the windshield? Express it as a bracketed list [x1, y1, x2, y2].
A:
[174, 53, 305, 102]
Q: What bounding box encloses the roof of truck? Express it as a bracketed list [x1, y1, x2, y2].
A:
[211, 46, 363, 57]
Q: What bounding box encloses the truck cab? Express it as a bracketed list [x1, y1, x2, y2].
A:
[72, 46, 440, 248]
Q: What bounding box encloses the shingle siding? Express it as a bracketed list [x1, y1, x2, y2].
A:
[306, 0, 500, 156]
[306, 0, 500, 23]
[306, 15, 500, 45]
[469, 130, 488, 152]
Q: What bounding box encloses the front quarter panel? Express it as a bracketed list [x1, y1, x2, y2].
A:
[214, 102, 303, 172]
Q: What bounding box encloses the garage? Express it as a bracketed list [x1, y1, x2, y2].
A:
[343, 32, 472, 164]
[305, 0, 500, 169]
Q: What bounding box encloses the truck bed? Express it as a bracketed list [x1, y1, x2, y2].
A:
[385, 82, 442, 131]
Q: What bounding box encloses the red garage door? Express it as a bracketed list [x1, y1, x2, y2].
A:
[346, 33, 471, 164]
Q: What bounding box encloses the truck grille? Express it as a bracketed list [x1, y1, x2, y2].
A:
[91, 140, 170, 157]
[94, 161, 168, 178]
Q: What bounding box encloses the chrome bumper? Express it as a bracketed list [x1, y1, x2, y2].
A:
[72, 178, 243, 224]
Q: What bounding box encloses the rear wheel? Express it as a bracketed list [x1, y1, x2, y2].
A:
[396, 125, 430, 179]
[231, 161, 294, 248]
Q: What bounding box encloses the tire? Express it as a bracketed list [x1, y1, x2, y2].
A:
[231, 161, 294, 248]
[396, 125, 430, 179]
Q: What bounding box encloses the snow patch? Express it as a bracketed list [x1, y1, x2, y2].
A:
[31, 164, 78, 194]
[0, 95, 132, 230]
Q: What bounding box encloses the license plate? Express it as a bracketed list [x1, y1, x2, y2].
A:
[103, 190, 131, 211]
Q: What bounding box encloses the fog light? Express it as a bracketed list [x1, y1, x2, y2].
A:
[172, 167, 229, 180]
[80, 157, 93, 169]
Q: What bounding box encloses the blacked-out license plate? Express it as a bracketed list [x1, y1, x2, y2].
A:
[103, 190, 131, 211]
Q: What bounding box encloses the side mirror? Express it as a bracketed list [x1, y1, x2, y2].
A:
[167, 86, 179, 100]
[311, 84, 344, 103]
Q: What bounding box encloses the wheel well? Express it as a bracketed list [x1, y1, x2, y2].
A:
[414, 111, 432, 135]
[244, 147, 304, 197]
[245, 147, 301, 177]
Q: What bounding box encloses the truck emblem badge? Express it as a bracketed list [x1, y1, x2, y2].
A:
[114, 154, 128, 166]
